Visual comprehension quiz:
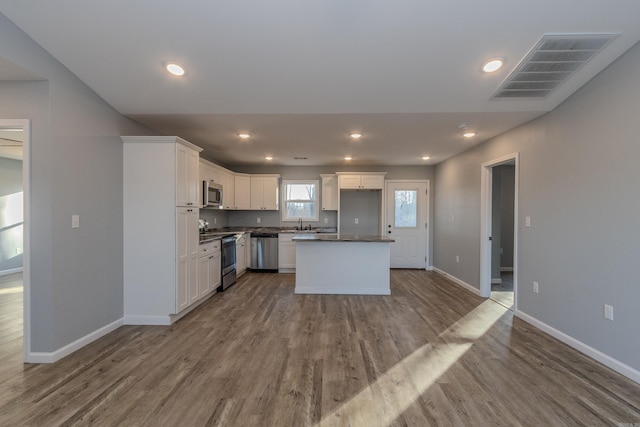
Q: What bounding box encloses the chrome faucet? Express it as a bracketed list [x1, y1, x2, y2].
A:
[298, 218, 303, 230]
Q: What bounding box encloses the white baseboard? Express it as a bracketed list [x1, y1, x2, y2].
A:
[295, 286, 390, 295]
[125, 290, 217, 326]
[432, 267, 481, 296]
[26, 317, 124, 363]
[516, 310, 640, 385]
[124, 315, 171, 325]
[0, 267, 23, 277]
[500, 267, 514, 272]
[491, 278, 502, 284]
[427, 265, 434, 271]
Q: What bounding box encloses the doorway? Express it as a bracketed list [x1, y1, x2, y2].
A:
[385, 180, 429, 269]
[0, 119, 30, 362]
[480, 154, 518, 311]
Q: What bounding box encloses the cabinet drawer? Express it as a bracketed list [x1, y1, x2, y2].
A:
[199, 242, 211, 256]
[211, 240, 221, 252]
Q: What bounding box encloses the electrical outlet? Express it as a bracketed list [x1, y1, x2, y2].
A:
[533, 281, 539, 293]
[450, 214, 455, 222]
[525, 216, 531, 227]
[456, 255, 460, 263]
[604, 304, 614, 321]
[355, 218, 359, 224]
[72, 214, 80, 229]
[257, 217, 261, 224]
[213, 217, 217, 225]
[324, 217, 328, 224]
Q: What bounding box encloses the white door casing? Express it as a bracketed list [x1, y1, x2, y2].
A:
[385, 181, 429, 269]
[480, 153, 519, 310]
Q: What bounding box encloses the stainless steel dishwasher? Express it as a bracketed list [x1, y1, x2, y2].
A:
[250, 232, 279, 270]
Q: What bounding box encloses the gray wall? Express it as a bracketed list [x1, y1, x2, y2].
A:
[0, 13, 154, 353]
[434, 42, 640, 371]
[339, 190, 381, 235]
[0, 156, 23, 271]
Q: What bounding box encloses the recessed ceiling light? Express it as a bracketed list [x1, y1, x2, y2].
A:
[350, 133, 362, 139]
[482, 58, 503, 73]
[463, 131, 477, 138]
[265, 156, 273, 161]
[238, 133, 251, 139]
[422, 156, 431, 160]
[165, 63, 185, 76]
[344, 156, 353, 161]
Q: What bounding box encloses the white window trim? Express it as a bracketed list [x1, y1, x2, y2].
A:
[281, 179, 320, 222]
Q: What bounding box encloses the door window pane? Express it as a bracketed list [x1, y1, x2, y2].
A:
[395, 190, 417, 227]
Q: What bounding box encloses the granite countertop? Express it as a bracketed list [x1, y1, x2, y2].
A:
[198, 226, 339, 244]
[291, 234, 394, 243]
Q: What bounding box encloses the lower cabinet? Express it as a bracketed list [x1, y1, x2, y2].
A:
[198, 239, 221, 299]
[236, 234, 247, 276]
[278, 233, 296, 272]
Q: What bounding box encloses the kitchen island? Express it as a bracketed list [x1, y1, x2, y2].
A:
[292, 234, 394, 295]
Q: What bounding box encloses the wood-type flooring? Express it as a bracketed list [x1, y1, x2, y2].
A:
[1, 270, 639, 426]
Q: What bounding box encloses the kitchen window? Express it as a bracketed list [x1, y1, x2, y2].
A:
[282, 180, 319, 221]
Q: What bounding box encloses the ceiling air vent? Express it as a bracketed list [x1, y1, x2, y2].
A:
[492, 33, 618, 99]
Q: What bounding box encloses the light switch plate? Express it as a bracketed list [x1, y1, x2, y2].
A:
[72, 214, 80, 229]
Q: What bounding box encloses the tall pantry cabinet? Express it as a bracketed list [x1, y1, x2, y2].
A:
[122, 136, 203, 325]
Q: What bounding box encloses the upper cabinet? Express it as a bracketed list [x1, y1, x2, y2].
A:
[321, 174, 338, 211]
[250, 175, 280, 210]
[337, 172, 386, 190]
[234, 174, 251, 210]
[176, 142, 200, 207]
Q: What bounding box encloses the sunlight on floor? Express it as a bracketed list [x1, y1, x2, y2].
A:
[316, 300, 507, 427]
[0, 286, 22, 295]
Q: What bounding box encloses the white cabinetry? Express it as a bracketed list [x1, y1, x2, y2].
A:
[234, 174, 251, 210]
[278, 233, 296, 272]
[337, 172, 386, 190]
[236, 234, 247, 276]
[176, 143, 200, 207]
[198, 239, 221, 299]
[220, 170, 235, 210]
[321, 174, 338, 211]
[177, 207, 200, 310]
[250, 175, 280, 210]
[123, 136, 204, 325]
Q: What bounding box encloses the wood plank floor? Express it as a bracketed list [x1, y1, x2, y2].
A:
[1, 270, 639, 426]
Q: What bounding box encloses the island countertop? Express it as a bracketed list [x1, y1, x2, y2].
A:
[291, 234, 394, 243]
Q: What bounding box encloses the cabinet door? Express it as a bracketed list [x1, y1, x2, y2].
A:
[176, 144, 200, 206]
[235, 175, 251, 210]
[176, 207, 190, 312]
[321, 175, 338, 211]
[236, 242, 246, 273]
[262, 176, 279, 210]
[278, 234, 296, 269]
[176, 145, 189, 206]
[188, 208, 199, 304]
[361, 174, 384, 189]
[210, 252, 221, 289]
[338, 175, 362, 189]
[198, 255, 210, 298]
[187, 149, 200, 205]
[250, 176, 264, 210]
[221, 171, 235, 209]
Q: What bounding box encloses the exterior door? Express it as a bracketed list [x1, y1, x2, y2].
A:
[386, 181, 428, 268]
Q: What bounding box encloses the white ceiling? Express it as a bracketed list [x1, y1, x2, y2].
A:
[1, 1, 640, 166]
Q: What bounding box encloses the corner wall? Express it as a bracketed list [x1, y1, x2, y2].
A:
[1, 13, 154, 356]
[434, 42, 640, 375]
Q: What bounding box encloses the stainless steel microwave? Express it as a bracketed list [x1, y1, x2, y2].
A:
[203, 181, 223, 208]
